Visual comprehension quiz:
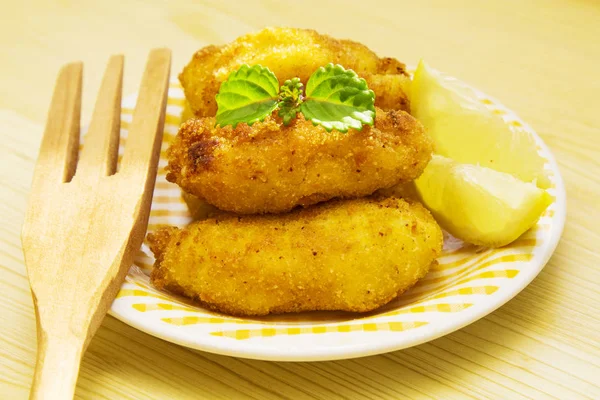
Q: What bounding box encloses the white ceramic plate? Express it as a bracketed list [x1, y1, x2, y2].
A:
[106, 71, 566, 361]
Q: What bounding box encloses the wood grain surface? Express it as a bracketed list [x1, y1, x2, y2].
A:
[1, 0, 599, 398]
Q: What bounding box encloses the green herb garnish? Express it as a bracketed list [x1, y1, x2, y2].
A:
[300, 64, 375, 132]
[215, 64, 280, 129]
[215, 63, 376, 132]
[278, 78, 304, 125]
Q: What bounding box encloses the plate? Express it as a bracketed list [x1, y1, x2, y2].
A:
[107, 70, 566, 361]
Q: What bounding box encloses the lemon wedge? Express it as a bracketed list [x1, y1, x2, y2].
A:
[411, 60, 551, 189]
[414, 155, 552, 247]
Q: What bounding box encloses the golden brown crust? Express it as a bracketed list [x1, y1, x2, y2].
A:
[179, 27, 411, 117]
[148, 197, 443, 316]
[165, 108, 432, 214]
[180, 190, 219, 220]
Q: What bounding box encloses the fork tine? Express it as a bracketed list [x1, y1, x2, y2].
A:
[78, 55, 123, 176]
[120, 49, 171, 178]
[33, 62, 82, 185]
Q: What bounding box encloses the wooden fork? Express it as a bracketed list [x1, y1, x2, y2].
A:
[21, 49, 171, 399]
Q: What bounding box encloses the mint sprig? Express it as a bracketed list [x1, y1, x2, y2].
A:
[278, 78, 304, 125]
[300, 64, 375, 132]
[215, 63, 376, 132]
[215, 64, 280, 129]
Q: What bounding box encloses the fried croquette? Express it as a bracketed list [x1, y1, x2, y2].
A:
[376, 181, 421, 201]
[148, 197, 443, 316]
[165, 108, 432, 214]
[179, 27, 411, 117]
[181, 190, 218, 220]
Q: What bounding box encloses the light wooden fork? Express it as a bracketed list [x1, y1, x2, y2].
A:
[21, 49, 171, 399]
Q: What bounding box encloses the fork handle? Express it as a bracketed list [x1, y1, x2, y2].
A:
[30, 332, 84, 400]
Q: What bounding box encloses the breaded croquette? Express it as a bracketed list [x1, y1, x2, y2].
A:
[179, 27, 411, 117]
[376, 182, 421, 201]
[165, 108, 432, 214]
[180, 190, 218, 220]
[148, 197, 443, 316]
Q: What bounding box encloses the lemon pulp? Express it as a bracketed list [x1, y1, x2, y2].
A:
[414, 155, 552, 247]
[411, 60, 551, 189]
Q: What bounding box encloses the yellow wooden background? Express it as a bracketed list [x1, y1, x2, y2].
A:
[1, 0, 599, 398]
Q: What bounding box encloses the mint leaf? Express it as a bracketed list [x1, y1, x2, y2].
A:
[300, 63, 375, 132]
[214, 63, 376, 132]
[278, 78, 304, 125]
[215, 64, 280, 128]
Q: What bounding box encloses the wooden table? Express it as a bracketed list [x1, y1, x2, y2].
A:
[1, 0, 599, 398]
